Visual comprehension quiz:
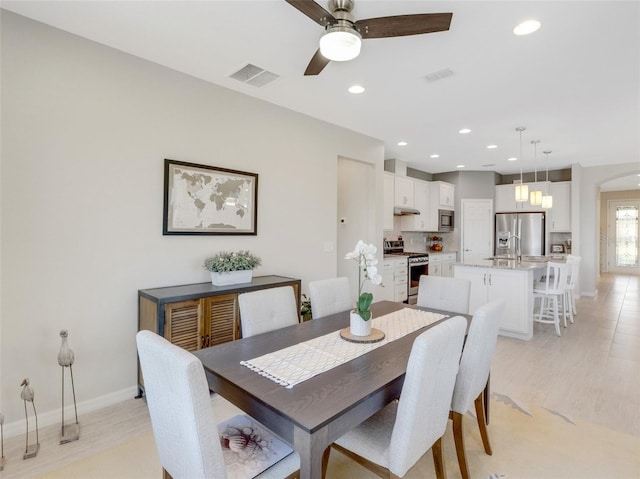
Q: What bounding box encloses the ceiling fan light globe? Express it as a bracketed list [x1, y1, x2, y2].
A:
[320, 27, 362, 61]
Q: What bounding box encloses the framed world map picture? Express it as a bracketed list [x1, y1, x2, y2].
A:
[163, 159, 258, 235]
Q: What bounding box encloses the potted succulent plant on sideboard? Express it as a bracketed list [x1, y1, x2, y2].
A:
[203, 250, 262, 286]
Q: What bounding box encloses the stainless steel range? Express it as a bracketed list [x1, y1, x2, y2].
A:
[383, 240, 429, 304]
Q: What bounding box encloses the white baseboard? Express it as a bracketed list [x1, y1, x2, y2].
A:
[2, 386, 138, 439]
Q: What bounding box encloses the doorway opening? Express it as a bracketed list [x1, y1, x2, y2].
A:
[606, 200, 640, 275]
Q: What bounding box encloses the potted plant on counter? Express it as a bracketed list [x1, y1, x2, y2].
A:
[203, 250, 262, 286]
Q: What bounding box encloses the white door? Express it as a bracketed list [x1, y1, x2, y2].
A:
[461, 199, 494, 263]
[607, 200, 640, 275]
[337, 157, 376, 302]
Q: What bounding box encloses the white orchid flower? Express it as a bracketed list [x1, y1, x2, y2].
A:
[345, 240, 383, 319]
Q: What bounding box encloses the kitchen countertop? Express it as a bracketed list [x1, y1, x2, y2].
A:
[456, 256, 564, 271]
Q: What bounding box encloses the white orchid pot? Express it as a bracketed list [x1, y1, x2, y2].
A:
[210, 269, 253, 286]
[350, 311, 372, 337]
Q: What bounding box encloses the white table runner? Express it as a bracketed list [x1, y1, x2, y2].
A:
[240, 308, 447, 389]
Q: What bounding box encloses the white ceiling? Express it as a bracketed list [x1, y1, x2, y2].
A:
[3, 0, 640, 182]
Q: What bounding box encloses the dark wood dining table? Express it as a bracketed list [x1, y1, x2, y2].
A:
[194, 300, 472, 479]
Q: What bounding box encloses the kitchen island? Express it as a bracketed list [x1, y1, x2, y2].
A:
[454, 258, 548, 340]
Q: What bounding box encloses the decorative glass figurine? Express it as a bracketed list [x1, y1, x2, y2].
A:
[20, 378, 39, 459]
[58, 330, 79, 444]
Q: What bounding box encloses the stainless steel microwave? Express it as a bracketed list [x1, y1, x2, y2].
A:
[438, 209, 454, 232]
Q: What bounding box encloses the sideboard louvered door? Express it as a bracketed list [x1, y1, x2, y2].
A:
[164, 299, 201, 351]
[137, 275, 301, 397]
[202, 293, 239, 347]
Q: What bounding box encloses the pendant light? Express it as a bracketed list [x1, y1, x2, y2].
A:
[529, 139, 542, 205]
[515, 127, 529, 202]
[542, 150, 553, 209]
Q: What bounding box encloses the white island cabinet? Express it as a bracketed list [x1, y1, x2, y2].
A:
[454, 263, 534, 340]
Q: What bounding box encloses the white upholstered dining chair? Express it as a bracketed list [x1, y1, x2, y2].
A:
[324, 316, 467, 479]
[238, 285, 299, 338]
[417, 275, 471, 315]
[450, 298, 505, 479]
[308, 277, 352, 319]
[533, 261, 569, 336]
[136, 330, 300, 479]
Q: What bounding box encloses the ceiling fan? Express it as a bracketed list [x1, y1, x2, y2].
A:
[285, 0, 453, 75]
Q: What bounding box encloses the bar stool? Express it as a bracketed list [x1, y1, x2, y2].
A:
[565, 255, 582, 322]
[533, 261, 569, 336]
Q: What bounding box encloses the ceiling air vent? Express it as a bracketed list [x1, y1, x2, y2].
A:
[230, 64, 279, 87]
[424, 67, 454, 83]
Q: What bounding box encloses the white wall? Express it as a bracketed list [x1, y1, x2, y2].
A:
[575, 162, 640, 295]
[0, 12, 384, 430]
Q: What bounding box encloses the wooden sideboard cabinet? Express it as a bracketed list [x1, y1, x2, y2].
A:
[137, 275, 301, 395]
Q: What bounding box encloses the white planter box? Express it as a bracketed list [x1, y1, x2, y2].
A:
[210, 269, 253, 286]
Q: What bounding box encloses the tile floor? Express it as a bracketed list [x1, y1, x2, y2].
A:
[1, 274, 638, 478]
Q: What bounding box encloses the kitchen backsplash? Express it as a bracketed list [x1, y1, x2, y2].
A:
[384, 230, 458, 253]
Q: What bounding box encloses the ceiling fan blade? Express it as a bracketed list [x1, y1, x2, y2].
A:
[355, 13, 453, 39]
[304, 49, 331, 76]
[285, 0, 336, 27]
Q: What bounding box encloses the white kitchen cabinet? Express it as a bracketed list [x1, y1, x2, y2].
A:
[400, 179, 429, 231]
[548, 181, 571, 232]
[429, 254, 442, 276]
[441, 252, 457, 277]
[383, 172, 394, 231]
[454, 265, 533, 340]
[495, 182, 547, 212]
[394, 176, 414, 208]
[495, 181, 547, 213]
[495, 184, 518, 212]
[433, 181, 455, 209]
[418, 181, 455, 231]
[380, 256, 408, 302]
[429, 252, 456, 277]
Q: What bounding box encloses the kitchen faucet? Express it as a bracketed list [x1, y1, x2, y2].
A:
[508, 218, 522, 262]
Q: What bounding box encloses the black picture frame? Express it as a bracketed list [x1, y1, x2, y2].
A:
[163, 159, 258, 235]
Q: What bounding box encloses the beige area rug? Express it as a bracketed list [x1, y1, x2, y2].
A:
[34, 393, 640, 479]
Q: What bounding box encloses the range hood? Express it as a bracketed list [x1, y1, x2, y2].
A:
[388, 159, 421, 216]
[393, 206, 420, 216]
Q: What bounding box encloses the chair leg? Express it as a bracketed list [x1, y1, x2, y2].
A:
[162, 469, 173, 479]
[568, 290, 575, 322]
[321, 446, 331, 479]
[552, 296, 561, 336]
[452, 411, 470, 479]
[473, 393, 492, 455]
[431, 436, 447, 479]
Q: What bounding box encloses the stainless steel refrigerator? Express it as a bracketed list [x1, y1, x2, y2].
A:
[495, 212, 545, 256]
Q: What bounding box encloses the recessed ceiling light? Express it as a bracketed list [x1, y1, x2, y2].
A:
[348, 84, 365, 94]
[514, 20, 541, 36]
[508, 157, 518, 161]
[430, 154, 440, 158]
[487, 144, 498, 149]
[459, 128, 471, 134]
[456, 164, 465, 168]
[397, 141, 408, 146]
